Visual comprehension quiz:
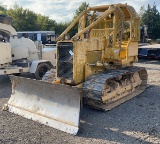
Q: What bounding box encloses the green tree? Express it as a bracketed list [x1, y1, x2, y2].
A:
[73, 2, 89, 20]
[6, 4, 56, 31]
[139, 6, 145, 20]
[36, 14, 56, 31]
[7, 7, 38, 31]
[54, 22, 69, 35]
[141, 4, 160, 39]
[68, 2, 89, 37]
[4, 1, 90, 36]
[0, 2, 7, 14]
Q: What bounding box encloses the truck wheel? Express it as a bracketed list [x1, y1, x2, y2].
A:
[35, 63, 51, 80]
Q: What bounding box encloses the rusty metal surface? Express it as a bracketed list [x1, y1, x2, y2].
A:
[6, 76, 80, 135]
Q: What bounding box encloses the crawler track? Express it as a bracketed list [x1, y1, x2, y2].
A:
[42, 66, 148, 111]
[83, 66, 148, 111]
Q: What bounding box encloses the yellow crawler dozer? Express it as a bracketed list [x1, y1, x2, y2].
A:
[4, 4, 148, 135]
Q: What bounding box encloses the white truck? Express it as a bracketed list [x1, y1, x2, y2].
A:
[0, 15, 56, 80]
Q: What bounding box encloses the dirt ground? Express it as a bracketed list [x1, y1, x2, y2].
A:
[0, 60, 160, 144]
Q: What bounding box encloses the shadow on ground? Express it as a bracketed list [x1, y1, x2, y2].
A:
[78, 84, 160, 143]
[0, 75, 160, 143]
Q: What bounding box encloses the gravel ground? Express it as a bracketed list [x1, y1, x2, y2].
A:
[0, 60, 160, 144]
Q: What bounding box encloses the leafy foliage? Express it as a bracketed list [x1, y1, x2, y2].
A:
[54, 22, 69, 35]
[2, 2, 90, 36]
[36, 14, 56, 31]
[141, 4, 160, 39]
[6, 3, 56, 31]
[139, 6, 145, 20]
[7, 7, 37, 31]
[69, 2, 89, 37]
[73, 2, 89, 20]
[7, 1, 160, 40]
[0, 2, 7, 14]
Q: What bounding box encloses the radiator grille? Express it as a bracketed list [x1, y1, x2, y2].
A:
[57, 42, 73, 79]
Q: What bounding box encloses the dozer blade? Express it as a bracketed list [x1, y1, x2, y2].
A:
[4, 76, 80, 135]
